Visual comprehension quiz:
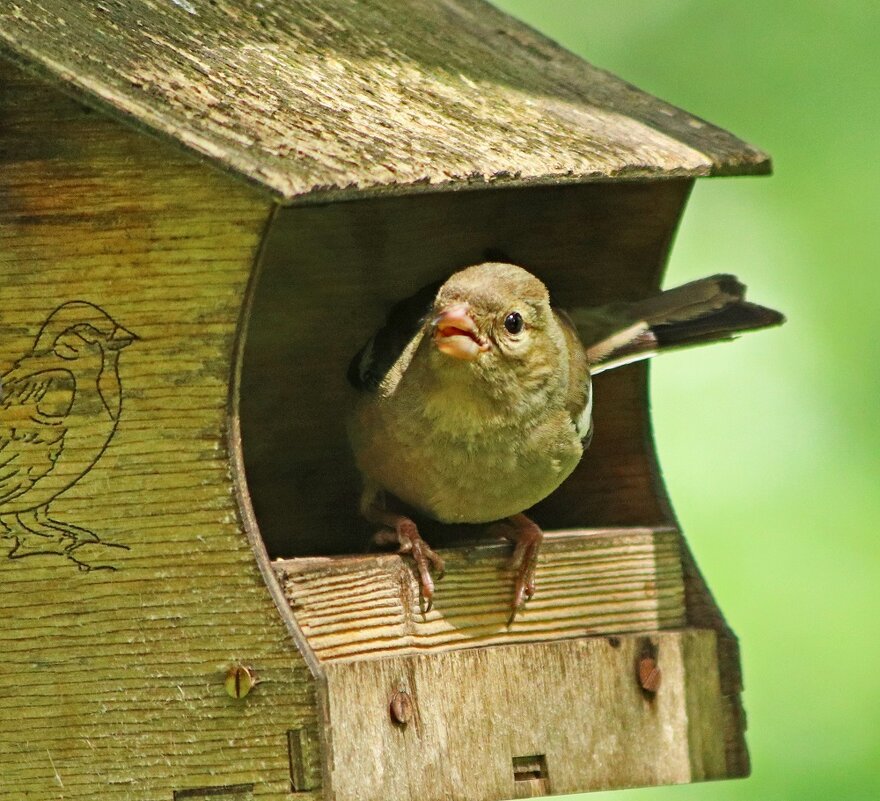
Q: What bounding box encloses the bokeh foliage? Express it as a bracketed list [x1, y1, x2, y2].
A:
[492, 2, 880, 799]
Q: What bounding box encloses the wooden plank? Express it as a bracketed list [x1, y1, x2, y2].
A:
[276, 528, 687, 662]
[0, 59, 322, 800]
[0, 0, 768, 204]
[322, 630, 730, 801]
[679, 537, 751, 778]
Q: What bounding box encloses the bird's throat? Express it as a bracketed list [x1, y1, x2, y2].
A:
[97, 356, 123, 421]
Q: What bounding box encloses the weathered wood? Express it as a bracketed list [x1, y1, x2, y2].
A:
[275, 528, 686, 662]
[0, 0, 768, 205]
[321, 630, 729, 801]
[0, 58, 322, 800]
[242, 180, 689, 558]
[679, 537, 750, 778]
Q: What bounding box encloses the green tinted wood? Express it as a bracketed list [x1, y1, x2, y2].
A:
[0, 59, 322, 801]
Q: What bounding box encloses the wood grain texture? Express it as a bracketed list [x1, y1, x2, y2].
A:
[275, 528, 686, 662]
[679, 537, 750, 778]
[242, 180, 689, 558]
[0, 59, 322, 800]
[321, 630, 729, 801]
[0, 0, 769, 205]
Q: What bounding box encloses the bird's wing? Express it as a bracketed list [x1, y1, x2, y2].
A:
[554, 310, 593, 444]
[0, 364, 74, 506]
[569, 274, 785, 374]
[348, 280, 442, 393]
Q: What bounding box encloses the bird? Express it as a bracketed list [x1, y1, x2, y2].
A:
[0, 301, 137, 565]
[347, 262, 783, 618]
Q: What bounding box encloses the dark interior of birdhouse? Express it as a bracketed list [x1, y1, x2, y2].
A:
[237, 180, 690, 560]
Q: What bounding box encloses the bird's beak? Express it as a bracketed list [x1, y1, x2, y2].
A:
[106, 324, 139, 350]
[432, 303, 488, 361]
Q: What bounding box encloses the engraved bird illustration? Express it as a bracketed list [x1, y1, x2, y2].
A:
[0, 301, 136, 562]
[348, 262, 784, 618]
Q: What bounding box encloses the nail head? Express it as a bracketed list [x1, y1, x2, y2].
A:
[638, 657, 661, 693]
[390, 690, 413, 724]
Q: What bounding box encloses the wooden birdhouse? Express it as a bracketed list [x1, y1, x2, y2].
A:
[0, 2, 771, 799]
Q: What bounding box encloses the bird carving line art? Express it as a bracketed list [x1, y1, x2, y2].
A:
[0, 301, 136, 570]
[348, 262, 784, 620]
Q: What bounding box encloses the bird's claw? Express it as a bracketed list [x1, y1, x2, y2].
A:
[508, 557, 538, 625]
[373, 518, 445, 613]
[497, 514, 543, 625]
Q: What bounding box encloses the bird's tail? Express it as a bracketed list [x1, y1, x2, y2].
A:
[568, 274, 785, 374]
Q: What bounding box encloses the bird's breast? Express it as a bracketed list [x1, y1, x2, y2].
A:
[350, 396, 583, 524]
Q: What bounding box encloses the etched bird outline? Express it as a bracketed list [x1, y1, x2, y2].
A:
[0, 301, 137, 570]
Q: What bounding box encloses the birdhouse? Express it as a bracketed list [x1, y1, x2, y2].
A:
[0, 2, 771, 799]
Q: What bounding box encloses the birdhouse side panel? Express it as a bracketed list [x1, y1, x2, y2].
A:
[679, 537, 750, 778]
[0, 61, 321, 800]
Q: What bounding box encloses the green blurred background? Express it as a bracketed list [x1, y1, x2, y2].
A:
[492, 2, 880, 800]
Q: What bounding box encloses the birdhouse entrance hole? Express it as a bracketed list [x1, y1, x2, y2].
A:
[237, 180, 689, 561]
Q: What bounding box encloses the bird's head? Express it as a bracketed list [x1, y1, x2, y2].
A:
[34, 301, 138, 362]
[425, 263, 565, 404]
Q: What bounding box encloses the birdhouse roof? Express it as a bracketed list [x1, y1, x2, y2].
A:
[0, 0, 770, 204]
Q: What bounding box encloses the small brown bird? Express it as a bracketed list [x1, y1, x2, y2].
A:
[348, 263, 783, 617]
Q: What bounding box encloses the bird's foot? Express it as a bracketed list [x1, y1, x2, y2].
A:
[7, 531, 69, 559]
[64, 539, 129, 572]
[374, 517, 445, 612]
[490, 513, 544, 624]
[32, 511, 101, 547]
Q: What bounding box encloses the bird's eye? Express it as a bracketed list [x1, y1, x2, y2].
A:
[504, 311, 524, 335]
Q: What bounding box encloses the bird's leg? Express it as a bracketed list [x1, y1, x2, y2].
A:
[33, 507, 100, 546]
[10, 509, 126, 571]
[5, 510, 70, 558]
[491, 512, 544, 623]
[363, 496, 445, 611]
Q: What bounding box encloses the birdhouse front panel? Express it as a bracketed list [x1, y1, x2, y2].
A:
[0, 60, 322, 800]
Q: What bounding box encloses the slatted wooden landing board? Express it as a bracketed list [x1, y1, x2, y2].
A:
[274, 527, 686, 661]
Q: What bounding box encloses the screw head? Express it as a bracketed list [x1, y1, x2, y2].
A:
[225, 664, 257, 699]
[390, 690, 413, 724]
[638, 657, 662, 693]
